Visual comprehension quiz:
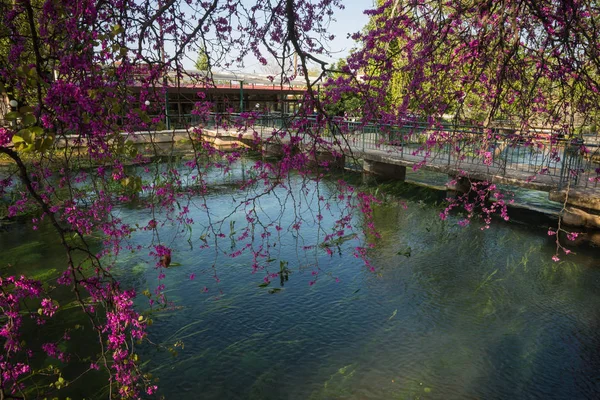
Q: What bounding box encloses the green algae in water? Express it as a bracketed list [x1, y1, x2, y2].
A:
[162, 319, 204, 344]
[1, 241, 57, 286]
[4, 165, 600, 399]
[309, 363, 358, 400]
[30, 268, 58, 282]
[249, 363, 284, 400]
[150, 347, 213, 374]
[3, 240, 44, 265]
[131, 261, 149, 275]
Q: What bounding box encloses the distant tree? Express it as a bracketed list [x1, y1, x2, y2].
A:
[348, 0, 600, 128]
[323, 58, 364, 118]
[195, 48, 209, 71]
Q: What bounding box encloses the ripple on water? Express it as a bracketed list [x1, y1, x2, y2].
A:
[3, 170, 600, 399]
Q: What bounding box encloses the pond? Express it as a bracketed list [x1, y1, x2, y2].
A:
[2, 163, 600, 399]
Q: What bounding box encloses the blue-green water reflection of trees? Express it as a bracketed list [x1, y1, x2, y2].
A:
[2, 170, 599, 399]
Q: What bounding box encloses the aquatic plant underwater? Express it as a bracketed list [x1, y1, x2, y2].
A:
[1, 0, 599, 397]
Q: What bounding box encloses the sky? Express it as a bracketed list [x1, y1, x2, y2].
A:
[178, 0, 373, 72]
[324, 1, 373, 58]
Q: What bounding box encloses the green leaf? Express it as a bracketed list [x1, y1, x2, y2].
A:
[55, 376, 65, 389]
[19, 105, 34, 114]
[23, 114, 36, 125]
[30, 126, 44, 136]
[5, 111, 21, 121]
[23, 143, 36, 152]
[268, 288, 282, 294]
[258, 281, 270, 288]
[17, 128, 35, 143]
[28, 68, 39, 80]
[16, 66, 30, 78]
[12, 135, 25, 144]
[111, 24, 125, 37]
[38, 136, 54, 152]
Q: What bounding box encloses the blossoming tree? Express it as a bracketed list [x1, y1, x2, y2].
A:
[0, 0, 598, 397]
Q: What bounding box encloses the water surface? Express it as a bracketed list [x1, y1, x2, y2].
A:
[1, 169, 599, 399]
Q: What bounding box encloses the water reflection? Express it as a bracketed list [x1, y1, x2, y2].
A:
[1, 169, 599, 399]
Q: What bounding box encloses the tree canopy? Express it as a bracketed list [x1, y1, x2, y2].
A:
[194, 47, 209, 71]
[330, 0, 600, 130]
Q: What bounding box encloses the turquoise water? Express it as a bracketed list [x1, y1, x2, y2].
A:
[1, 168, 600, 399]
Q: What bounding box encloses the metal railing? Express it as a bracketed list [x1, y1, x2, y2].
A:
[5, 111, 598, 192]
[330, 120, 598, 191]
[157, 113, 600, 191]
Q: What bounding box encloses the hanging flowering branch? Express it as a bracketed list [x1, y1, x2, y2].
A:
[323, 0, 600, 256]
[0, 0, 365, 397]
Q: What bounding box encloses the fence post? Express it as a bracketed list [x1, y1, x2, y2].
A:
[362, 124, 366, 152]
[444, 127, 449, 166]
[400, 126, 404, 157]
[503, 138, 509, 175]
[560, 138, 584, 189]
[448, 132, 451, 165]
